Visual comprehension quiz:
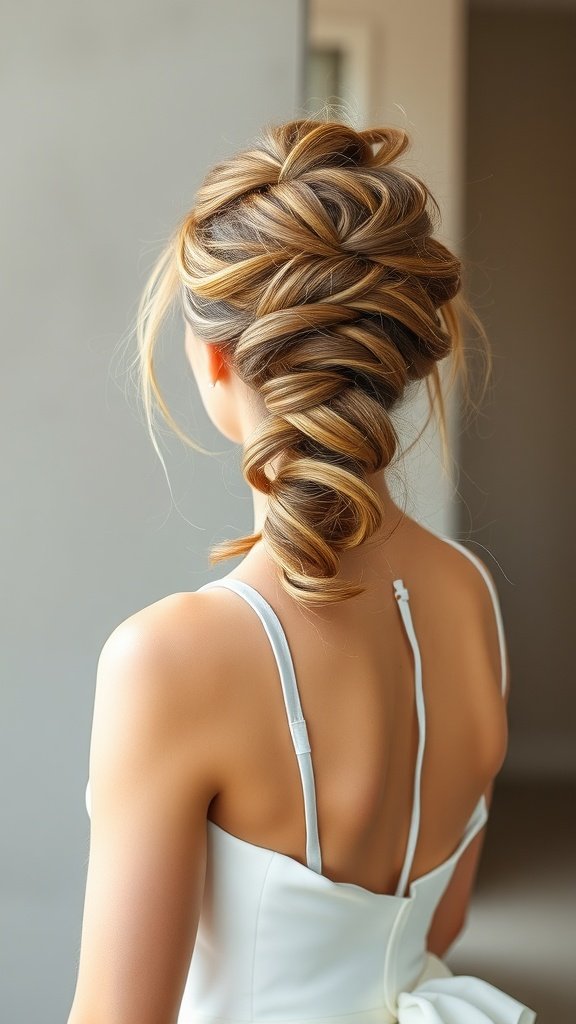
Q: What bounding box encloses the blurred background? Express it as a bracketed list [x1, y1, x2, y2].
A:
[1, 1, 574, 1020]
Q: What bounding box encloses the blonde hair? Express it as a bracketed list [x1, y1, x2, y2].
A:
[133, 117, 490, 606]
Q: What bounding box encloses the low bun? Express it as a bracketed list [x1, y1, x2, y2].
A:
[135, 115, 490, 606]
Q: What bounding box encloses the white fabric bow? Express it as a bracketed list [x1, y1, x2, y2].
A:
[395, 973, 536, 1023]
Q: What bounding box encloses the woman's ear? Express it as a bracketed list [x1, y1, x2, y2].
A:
[205, 341, 228, 385]
[184, 323, 228, 385]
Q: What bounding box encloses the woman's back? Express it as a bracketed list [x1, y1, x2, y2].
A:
[198, 517, 508, 897]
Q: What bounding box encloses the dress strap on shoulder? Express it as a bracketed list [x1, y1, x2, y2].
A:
[392, 578, 427, 899]
[197, 577, 323, 874]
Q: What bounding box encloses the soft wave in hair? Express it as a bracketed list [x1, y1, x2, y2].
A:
[132, 117, 491, 606]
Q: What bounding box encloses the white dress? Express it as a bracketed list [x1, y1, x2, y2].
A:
[85, 534, 537, 1024]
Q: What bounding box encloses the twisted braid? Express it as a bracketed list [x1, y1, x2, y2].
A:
[136, 117, 490, 605]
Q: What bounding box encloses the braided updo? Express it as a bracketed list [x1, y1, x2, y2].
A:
[135, 117, 490, 606]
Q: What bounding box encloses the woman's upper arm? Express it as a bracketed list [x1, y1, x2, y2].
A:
[427, 651, 511, 958]
[68, 595, 222, 1024]
[427, 557, 511, 957]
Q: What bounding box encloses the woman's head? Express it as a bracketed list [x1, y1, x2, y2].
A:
[135, 117, 490, 606]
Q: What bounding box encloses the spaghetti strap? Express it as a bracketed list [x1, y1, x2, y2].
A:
[197, 577, 323, 874]
[392, 579, 426, 899]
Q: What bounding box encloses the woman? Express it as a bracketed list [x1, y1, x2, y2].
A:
[68, 119, 536, 1023]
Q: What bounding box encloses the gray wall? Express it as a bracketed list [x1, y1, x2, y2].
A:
[0, 2, 305, 1019]
[463, 3, 576, 778]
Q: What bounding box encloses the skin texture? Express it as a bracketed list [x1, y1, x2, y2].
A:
[67, 327, 510, 1023]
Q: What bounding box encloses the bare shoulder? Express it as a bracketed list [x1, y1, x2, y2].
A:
[94, 589, 235, 749]
[415, 523, 501, 590]
[415, 523, 508, 625]
[412, 523, 510, 756]
[88, 592, 229, 809]
[99, 589, 231, 694]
